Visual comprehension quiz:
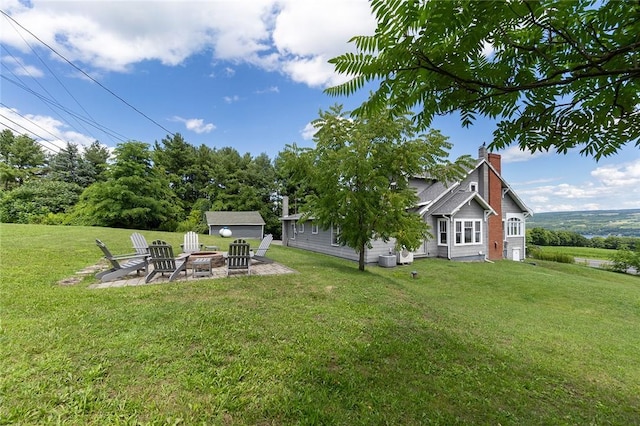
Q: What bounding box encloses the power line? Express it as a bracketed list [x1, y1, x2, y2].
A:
[0, 9, 176, 138]
[0, 113, 62, 152]
[1, 43, 102, 143]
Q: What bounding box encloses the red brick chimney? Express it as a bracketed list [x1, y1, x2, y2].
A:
[486, 153, 503, 260]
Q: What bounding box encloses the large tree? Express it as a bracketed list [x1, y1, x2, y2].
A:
[283, 105, 472, 271]
[327, 0, 640, 160]
[71, 141, 183, 230]
[0, 130, 46, 189]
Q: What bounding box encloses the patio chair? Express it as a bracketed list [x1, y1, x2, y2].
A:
[130, 232, 149, 255]
[145, 240, 189, 283]
[95, 239, 148, 282]
[226, 239, 251, 276]
[252, 234, 274, 263]
[181, 231, 204, 253]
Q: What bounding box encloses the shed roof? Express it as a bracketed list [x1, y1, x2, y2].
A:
[205, 211, 265, 226]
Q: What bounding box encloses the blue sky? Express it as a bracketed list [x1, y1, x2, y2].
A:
[1, 0, 639, 213]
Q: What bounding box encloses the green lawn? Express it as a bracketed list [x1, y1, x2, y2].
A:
[536, 245, 618, 261]
[1, 224, 639, 424]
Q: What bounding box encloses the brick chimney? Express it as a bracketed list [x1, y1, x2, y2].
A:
[486, 151, 503, 260]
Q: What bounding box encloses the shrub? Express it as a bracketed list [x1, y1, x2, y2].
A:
[529, 247, 575, 264]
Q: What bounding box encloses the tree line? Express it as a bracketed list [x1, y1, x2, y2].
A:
[0, 129, 287, 237]
[527, 227, 639, 251]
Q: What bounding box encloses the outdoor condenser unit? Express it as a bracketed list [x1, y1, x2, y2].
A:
[396, 248, 414, 265]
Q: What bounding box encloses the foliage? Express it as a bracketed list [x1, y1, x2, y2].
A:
[0, 129, 46, 189]
[528, 246, 575, 264]
[327, 0, 640, 159]
[609, 247, 640, 274]
[527, 226, 639, 250]
[2, 224, 640, 424]
[528, 209, 640, 238]
[69, 141, 183, 229]
[0, 179, 82, 223]
[282, 104, 473, 271]
[47, 141, 108, 187]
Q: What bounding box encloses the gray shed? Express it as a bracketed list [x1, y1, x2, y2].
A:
[205, 211, 265, 240]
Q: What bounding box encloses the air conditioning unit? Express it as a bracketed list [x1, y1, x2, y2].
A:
[396, 248, 414, 265]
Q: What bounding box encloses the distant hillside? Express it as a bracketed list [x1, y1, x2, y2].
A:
[527, 209, 640, 237]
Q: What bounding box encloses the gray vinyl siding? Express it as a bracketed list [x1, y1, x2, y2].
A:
[503, 193, 527, 260]
[209, 225, 263, 240]
[450, 201, 486, 260]
[283, 219, 396, 263]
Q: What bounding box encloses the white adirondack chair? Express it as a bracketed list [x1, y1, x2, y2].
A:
[130, 232, 149, 255]
[181, 231, 203, 253]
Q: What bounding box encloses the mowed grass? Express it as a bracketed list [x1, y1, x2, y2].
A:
[1, 224, 639, 425]
[536, 245, 619, 261]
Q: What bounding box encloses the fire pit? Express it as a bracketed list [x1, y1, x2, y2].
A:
[187, 251, 225, 268]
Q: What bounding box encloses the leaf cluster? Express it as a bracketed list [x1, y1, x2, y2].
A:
[328, 0, 640, 159]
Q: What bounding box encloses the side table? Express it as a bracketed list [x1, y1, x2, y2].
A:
[192, 257, 212, 278]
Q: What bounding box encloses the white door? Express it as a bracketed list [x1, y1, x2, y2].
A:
[512, 248, 521, 261]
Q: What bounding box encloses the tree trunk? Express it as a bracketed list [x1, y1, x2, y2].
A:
[358, 242, 366, 271]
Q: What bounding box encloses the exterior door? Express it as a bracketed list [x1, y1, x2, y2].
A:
[512, 248, 521, 261]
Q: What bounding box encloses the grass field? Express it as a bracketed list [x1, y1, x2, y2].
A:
[536, 245, 618, 261]
[1, 224, 639, 424]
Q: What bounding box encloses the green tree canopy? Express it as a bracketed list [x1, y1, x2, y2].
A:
[327, 0, 640, 160]
[70, 141, 183, 230]
[282, 104, 472, 271]
[0, 130, 46, 189]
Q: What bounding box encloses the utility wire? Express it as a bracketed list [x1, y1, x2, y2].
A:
[0, 9, 176, 138]
[1, 75, 129, 143]
[1, 44, 100, 143]
[0, 113, 62, 152]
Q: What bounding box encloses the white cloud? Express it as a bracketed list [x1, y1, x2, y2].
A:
[1, 55, 44, 77]
[500, 145, 549, 163]
[171, 116, 216, 134]
[0, 106, 94, 152]
[256, 86, 279, 94]
[0, 0, 375, 88]
[223, 95, 241, 104]
[300, 122, 317, 140]
[591, 159, 640, 187]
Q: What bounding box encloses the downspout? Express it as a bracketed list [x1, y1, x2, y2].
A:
[447, 215, 453, 260]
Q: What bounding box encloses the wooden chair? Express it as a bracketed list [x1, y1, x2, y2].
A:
[181, 231, 203, 253]
[252, 234, 274, 263]
[130, 232, 149, 255]
[145, 240, 189, 283]
[95, 239, 148, 282]
[226, 239, 251, 276]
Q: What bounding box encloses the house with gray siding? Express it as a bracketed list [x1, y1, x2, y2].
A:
[281, 145, 532, 264]
[205, 211, 265, 240]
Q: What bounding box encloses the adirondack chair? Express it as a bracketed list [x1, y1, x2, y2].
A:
[95, 239, 148, 282]
[130, 232, 149, 255]
[180, 231, 203, 253]
[226, 239, 251, 276]
[252, 234, 274, 263]
[145, 240, 189, 283]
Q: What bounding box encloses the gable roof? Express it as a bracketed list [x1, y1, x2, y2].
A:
[431, 191, 496, 216]
[205, 211, 265, 226]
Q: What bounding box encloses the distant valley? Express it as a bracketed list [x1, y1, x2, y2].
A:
[527, 209, 640, 237]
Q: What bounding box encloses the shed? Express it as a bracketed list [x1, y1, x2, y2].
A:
[205, 211, 265, 239]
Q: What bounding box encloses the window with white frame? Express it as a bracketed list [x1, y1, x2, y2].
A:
[506, 217, 523, 237]
[469, 181, 478, 192]
[299, 222, 305, 233]
[311, 222, 319, 234]
[290, 222, 296, 240]
[438, 218, 448, 246]
[455, 219, 482, 245]
[331, 224, 340, 246]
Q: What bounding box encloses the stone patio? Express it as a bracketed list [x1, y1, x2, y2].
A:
[88, 260, 296, 289]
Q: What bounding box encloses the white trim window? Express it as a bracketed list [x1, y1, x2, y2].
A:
[437, 218, 448, 246]
[469, 181, 478, 192]
[506, 217, 523, 237]
[290, 222, 296, 240]
[455, 219, 482, 245]
[311, 222, 319, 234]
[331, 224, 340, 246]
[299, 222, 305, 233]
